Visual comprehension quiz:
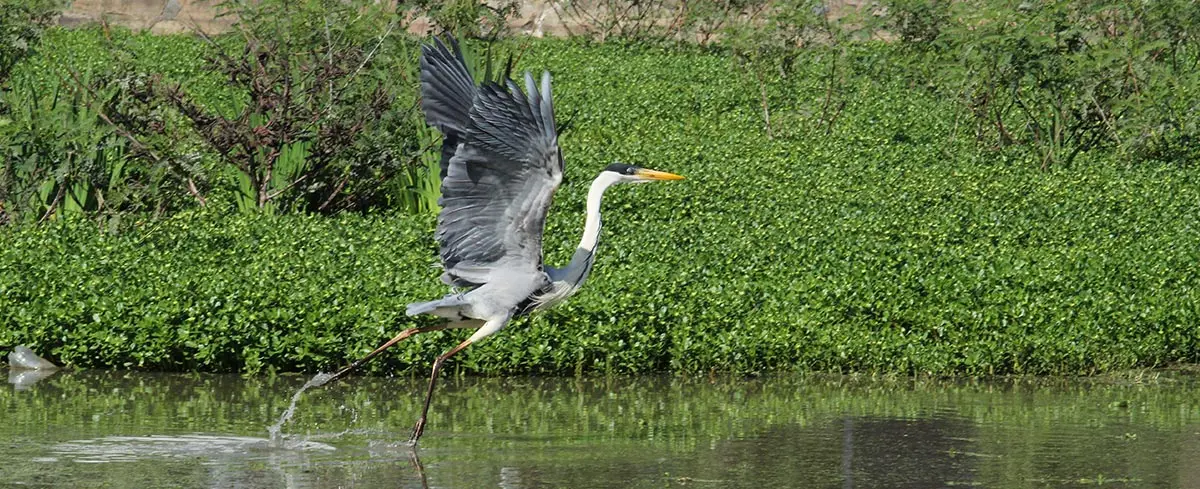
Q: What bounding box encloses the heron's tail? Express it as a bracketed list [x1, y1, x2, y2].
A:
[405, 293, 469, 319]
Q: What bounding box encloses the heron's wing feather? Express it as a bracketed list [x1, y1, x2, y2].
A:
[436, 71, 563, 287]
[420, 36, 476, 179]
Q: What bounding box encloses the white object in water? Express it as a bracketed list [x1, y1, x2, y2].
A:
[8, 369, 58, 390]
[8, 345, 58, 370]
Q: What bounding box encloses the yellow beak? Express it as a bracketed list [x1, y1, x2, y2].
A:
[635, 168, 685, 181]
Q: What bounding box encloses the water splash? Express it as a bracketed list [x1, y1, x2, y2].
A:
[268, 372, 335, 444]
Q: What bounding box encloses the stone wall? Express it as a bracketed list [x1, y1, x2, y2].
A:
[60, 0, 233, 34]
[58, 0, 578, 36]
[58, 0, 860, 37]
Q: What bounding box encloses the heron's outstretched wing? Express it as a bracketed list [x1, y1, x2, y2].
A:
[420, 36, 476, 179]
[436, 71, 563, 288]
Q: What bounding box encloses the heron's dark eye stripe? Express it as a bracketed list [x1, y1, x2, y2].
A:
[603, 162, 637, 174]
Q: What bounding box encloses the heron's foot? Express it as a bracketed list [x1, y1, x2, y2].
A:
[409, 417, 427, 444]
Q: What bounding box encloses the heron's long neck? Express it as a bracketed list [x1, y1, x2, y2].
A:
[579, 173, 617, 253]
[559, 172, 621, 289]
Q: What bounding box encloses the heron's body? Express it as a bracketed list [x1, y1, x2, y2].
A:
[407, 167, 621, 322]
[325, 36, 682, 444]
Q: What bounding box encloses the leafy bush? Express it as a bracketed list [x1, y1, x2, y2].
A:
[3, 40, 1199, 376]
[0, 79, 133, 225]
[1, 28, 232, 225]
[1, 0, 453, 225]
[124, 0, 431, 215]
[559, 0, 1200, 167]
[410, 0, 521, 39]
[0, 0, 60, 85]
[0, 210, 443, 373]
[4, 1, 1195, 230]
[871, 0, 1200, 167]
[2, 28, 251, 225]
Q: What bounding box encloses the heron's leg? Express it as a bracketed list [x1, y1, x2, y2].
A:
[327, 319, 483, 384]
[410, 314, 510, 444]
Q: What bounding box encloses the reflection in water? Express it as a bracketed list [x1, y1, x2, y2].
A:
[700, 414, 977, 488]
[8, 367, 58, 390]
[3, 371, 1199, 488]
[409, 449, 430, 489]
[842, 418, 853, 489]
[843, 415, 977, 488]
[50, 434, 335, 463]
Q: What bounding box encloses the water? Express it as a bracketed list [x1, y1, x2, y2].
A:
[4, 370, 1199, 488]
[267, 372, 335, 444]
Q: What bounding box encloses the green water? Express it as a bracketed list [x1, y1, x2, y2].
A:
[3, 370, 1199, 488]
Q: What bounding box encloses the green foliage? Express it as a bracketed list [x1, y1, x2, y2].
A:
[0, 79, 131, 225]
[562, 0, 1200, 167]
[717, 0, 855, 138]
[385, 116, 443, 214]
[0, 28, 231, 225]
[3, 40, 1200, 376]
[0, 0, 60, 85]
[874, 0, 952, 46]
[1, 1, 447, 223]
[409, 0, 521, 39]
[133, 0, 419, 214]
[1, 2, 1199, 375]
[872, 0, 1200, 166]
[0, 210, 442, 373]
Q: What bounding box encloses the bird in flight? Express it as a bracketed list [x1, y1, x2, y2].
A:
[325, 35, 684, 444]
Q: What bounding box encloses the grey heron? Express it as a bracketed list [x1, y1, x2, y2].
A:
[325, 36, 683, 444]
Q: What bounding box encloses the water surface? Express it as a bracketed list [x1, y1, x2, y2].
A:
[4, 370, 1199, 488]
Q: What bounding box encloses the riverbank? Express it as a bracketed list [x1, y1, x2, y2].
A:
[4, 29, 1199, 375]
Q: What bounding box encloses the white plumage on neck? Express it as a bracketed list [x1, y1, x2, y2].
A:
[578, 170, 622, 253]
[535, 171, 623, 309]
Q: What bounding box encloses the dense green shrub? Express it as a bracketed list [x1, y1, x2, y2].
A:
[2, 27, 234, 224]
[4, 1, 1197, 229]
[0, 0, 60, 85]
[1, 1, 449, 225]
[115, 0, 442, 215]
[799, 0, 1200, 167]
[896, 0, 1200, 167]
[560, 0, 1200, 167]
[0, 211, 433, 373]
[0, 80, 137, 225]
[3, 40, 1199, 375]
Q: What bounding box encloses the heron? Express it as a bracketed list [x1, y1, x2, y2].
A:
[323, 36, 684, 444]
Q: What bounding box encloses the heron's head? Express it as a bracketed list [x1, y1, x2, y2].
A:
[603, 163, 685, 184]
